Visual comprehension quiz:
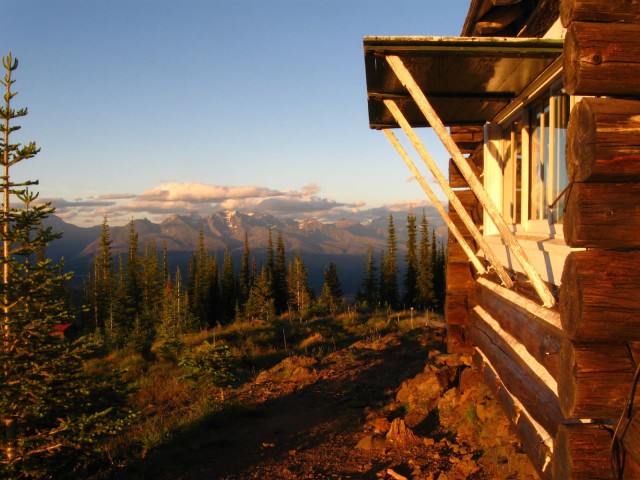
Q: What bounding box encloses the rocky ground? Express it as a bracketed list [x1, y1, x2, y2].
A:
[121, 328, 539, 479]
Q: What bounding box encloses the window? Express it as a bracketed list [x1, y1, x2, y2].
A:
[496, 83, 569, 231]
[529, 93, 569, 223]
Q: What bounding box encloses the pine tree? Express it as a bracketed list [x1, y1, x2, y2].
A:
[318, 262, 344, 317]
[380, 214, 399, 309]
[356, 244, 378, 309]
[431, 231, 447, 310]
[403, 209, 418, 308]
[92, 216, 114, 335]
[287, 253, 311, 322]
[244, 267, 275, 322]
[416, 210, 436, 310]
[0, 53, 128, 478]
[220, 248, 236, 323]
[273, 231, 288, 314]
[238, 232, 252, 307]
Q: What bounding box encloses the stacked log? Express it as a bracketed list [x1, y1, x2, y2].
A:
[557, 1, 640, 477]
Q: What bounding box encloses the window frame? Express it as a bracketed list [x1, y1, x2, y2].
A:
[484, 77, 572, 239]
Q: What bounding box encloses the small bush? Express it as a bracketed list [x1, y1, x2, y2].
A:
[178, 342, 236, 387]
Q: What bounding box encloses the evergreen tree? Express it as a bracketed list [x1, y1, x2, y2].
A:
[92, 216, 114, 334]
[287, 253, 311, 322]
[220, 248, 236, 323]
[273, 231, 288, 314]
[379, 214, 399, 309]
[158, 267, 197, 351]
[0, 53, 128, 478]
[403, 209, 418, 308]
[318, 262, 344, 317]
[430, 231, 447, 310]
[244, 267, 275, 322]
[416, 210, 436, 310]
[435, 239, 447, 309]
[188, 228, 218, 326]
[356, 244, 378, 309]
[238, 232, 252, 307]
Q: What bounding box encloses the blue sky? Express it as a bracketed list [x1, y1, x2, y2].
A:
[6, 0, 470, 226]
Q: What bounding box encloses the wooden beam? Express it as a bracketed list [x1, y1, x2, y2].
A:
[558, 339, 636, 419]
[553, 423, 615, 480]
[567, 97, 640, 183]
[473, 278, 562, 379]
[474, 350, 554, 480]
[383, 101, 513, 288]
[563, 182, 640, 249]
[560, 250, 640, 341]
[468, 306, 566, 435]
[385, 55, 556, 307]
[382, 129, 487, 276]
[564, 22, 640, 96]
[560, 0, 640, 27]
[476, 5, 524, 35]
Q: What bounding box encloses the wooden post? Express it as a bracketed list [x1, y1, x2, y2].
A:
[567, 97, 640, 183]
[560, 0, 640, 27]
[382, 129, 487, 276]
[560, 250, 640, 341]
[563, 182, 640, 249]
[385, 55, 556, 307]
[383, 100, 514, 289]
[558, 339, 636, 419]
[564, 22, 640, 96]
[553, 423, 615, 480]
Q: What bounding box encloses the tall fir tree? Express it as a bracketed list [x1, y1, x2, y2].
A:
[244, 266, 275, 322]
[0, 53, 128, 478]
[416, 210, 436, 310]
[238, 232, 252, 307]
[287, 252, 311, 321]
[356, 244, 378, 309]
[380, 214, 399, 309]
[403, 209, 418, 308]
[273, 231, 288, 314]
[318, 262, 344, 317]
[220, 248, 236, 323]
[92, 216, 114, 335]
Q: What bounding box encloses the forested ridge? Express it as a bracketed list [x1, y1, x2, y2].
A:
[0, 54, 448, 478]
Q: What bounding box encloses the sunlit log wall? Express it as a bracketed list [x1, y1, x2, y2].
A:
[443, 1, 640, 478]
[559, 1, 640, 477]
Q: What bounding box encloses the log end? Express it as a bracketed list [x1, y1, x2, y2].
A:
[566, 99, 596, 183]
[559, 252, 581, 339]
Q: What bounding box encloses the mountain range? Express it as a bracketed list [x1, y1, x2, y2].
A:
[44, 209, 446, 297]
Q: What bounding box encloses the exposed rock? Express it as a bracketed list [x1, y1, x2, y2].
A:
[255, 355, 318, 384]
[385, 418, 421, 447]
[395, 364, 456, 427]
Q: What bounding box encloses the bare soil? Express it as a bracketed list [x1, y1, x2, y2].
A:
[119, 329, 538, 480]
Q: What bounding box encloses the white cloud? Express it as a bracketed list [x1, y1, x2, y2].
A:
[43, 181, 444, 227]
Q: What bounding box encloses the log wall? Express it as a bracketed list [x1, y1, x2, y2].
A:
[559, 2, 640, 477]
[449, 2, 640, 478]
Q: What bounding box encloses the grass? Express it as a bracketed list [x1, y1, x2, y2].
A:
[88, 308, 445, 476]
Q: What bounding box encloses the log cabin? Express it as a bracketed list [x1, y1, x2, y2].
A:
[362, 0, 640, 478]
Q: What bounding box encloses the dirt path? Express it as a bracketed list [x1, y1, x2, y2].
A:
[121, 332, 538, 480]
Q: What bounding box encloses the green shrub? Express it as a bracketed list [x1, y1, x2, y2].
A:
[178, 342, 235, 387]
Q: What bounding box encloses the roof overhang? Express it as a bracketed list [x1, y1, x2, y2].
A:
[364, 36, 564, 129]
